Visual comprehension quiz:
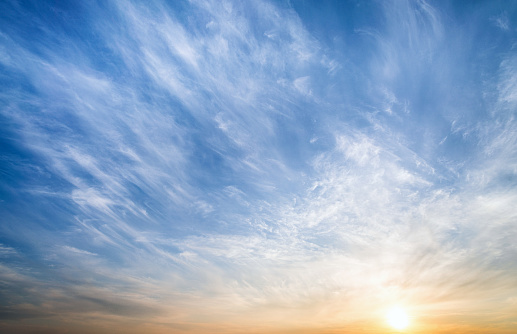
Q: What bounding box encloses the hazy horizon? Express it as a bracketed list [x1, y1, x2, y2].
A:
[1, 0, 517, 333]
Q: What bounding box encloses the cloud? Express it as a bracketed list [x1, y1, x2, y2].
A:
[492, 13, 510, 31]
[62, 246, 97, 256]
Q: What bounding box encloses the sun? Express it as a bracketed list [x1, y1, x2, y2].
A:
[386, 307, 409, 331]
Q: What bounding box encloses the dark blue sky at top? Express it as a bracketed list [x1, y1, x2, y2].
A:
[0, 0, 513, 264]
[1, 1, 517, 332]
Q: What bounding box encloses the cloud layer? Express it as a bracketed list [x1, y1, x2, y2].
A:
[1, 0, 517, 333]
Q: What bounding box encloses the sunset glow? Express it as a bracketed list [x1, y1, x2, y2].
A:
[387, 307, 409, 331]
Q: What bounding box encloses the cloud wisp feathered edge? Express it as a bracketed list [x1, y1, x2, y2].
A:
[1, 0, 517, 333]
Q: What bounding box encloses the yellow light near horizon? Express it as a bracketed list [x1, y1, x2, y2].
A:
[386, 307, 409, 331]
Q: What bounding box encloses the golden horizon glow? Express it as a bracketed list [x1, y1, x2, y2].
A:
[386, 307, 409, 331]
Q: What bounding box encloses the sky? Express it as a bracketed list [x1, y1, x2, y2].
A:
[1, 0, 517, 333]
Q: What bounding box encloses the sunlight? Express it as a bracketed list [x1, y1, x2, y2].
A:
[386, 307, 409, 331]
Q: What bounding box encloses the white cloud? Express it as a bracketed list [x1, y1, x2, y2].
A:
[293, 76, 312, 96]
[492, 13, 510, 31]
[62, 246, 97, 256]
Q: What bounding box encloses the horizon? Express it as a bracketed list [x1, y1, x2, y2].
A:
[1, 0, 517, 333]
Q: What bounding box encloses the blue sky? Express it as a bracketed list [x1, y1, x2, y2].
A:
[1, 1, 517, 333]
